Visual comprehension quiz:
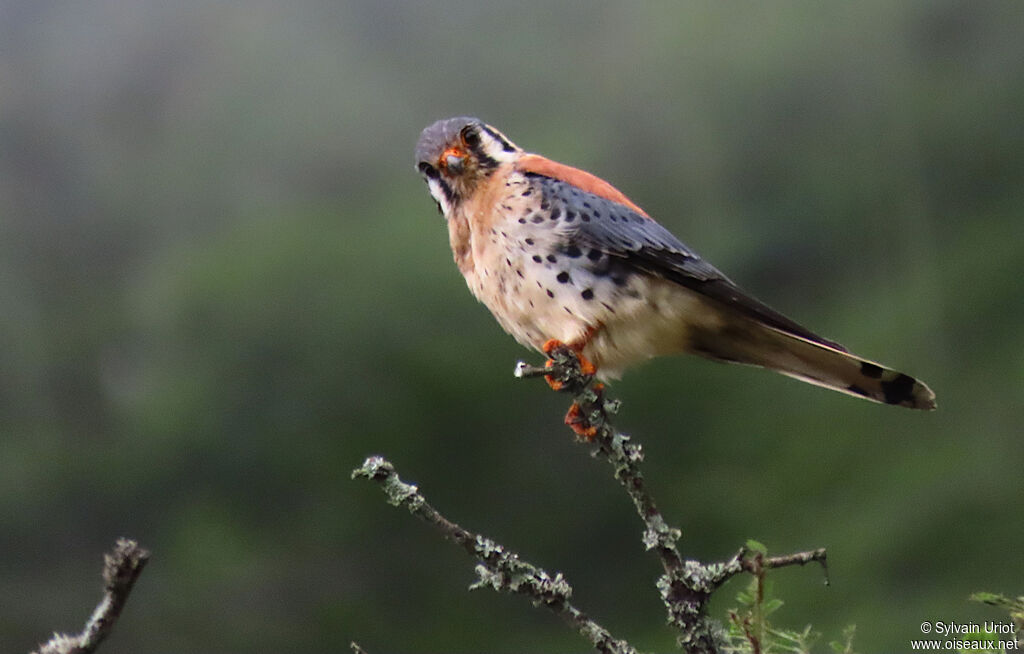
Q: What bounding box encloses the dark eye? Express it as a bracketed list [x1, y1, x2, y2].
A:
[418, 161, 439, 179]
[460, 125, 480, 148]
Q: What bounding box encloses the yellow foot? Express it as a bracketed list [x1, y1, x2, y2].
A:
[577, 352, 597, 377]
[542, 339, 598, 378]
[541, 339, 565, 355]
[544, 359, 564, 391]
[564, 403, 598, 440]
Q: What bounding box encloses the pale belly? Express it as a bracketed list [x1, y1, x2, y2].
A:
[464, 245, 724, 380]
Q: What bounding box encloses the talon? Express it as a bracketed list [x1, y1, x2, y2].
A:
[544, 376, 564, 391]
[542, 340, 569, 390]
[564, 403, 598, 440]
[542, 338, 599, 377]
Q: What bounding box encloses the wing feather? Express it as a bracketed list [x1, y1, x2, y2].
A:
[530, 173, 846, 351]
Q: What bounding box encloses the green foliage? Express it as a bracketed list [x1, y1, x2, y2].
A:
[724, 562, 857, 654]
[967, 592, 1024, 650]
[970, 592, 1024, 625]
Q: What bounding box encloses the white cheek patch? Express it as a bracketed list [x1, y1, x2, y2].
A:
[477, 124, 520, 164]
[426, 177, 454, 217]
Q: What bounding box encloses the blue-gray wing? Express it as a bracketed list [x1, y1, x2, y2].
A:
[533, 174, 845, 351]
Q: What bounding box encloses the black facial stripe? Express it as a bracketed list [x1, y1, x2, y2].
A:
[481, 125, 516, 152]
[433, 178, 455, 205]
[418, 162, 439, 179]
[474, 150, 499, 171]
[457, 127, 501, 172]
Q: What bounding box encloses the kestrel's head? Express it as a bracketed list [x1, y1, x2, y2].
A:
[415, 116, 521, 217]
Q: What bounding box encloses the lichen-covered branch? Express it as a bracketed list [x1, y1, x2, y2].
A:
[352, 457, 637, 654]
[518, 344, 828, 653]
[30, 539, 150, 654]
[355, 344, 830, 654]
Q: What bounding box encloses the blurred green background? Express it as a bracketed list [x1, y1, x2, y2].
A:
[1, 1, 1021, 652]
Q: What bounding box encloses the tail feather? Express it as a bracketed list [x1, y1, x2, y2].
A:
[691, 322, 937, 410]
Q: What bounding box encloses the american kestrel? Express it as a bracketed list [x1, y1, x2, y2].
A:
[415, 116, 936, 410]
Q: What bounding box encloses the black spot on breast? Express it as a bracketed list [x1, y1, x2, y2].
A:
[532, 255, 543, 263]
[549, 207, 561, 221]
[581, 213, 591, 223]
[518, 217, 527, 224]
[540, 200, 549, 211]
[581, 288, 594, 300]
[556, 271, 571, 284]
[531, 214, 545, 224]
[546, 254, 557, 263]
[586, 249, 603, 261]
[564, 245, 582, 258]
[505, 258, 512, 267]
[546, 289, 555, 298]
[881, 373, 917, 406]
[583, 201, 592, 209]
[525, 238, 535, 245]
[594, 210, 602, 219]
[860, 362, 884, 379]
[521, 188, 533, 197]
[564, 211, 576, 223]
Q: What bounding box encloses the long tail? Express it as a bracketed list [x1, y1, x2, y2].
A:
[692, 322, 937, 410]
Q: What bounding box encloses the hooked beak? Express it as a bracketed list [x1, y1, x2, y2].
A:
[441, 146, 466, 175]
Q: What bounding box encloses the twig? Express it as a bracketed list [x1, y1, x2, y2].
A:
[355, 345, 829, 653]
[352, 456, 637, 654]
[31, 539, 150, 654]
[521, 344, 828, 653]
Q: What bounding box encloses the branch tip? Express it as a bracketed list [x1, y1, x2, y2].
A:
[31, 539, 149, 654]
